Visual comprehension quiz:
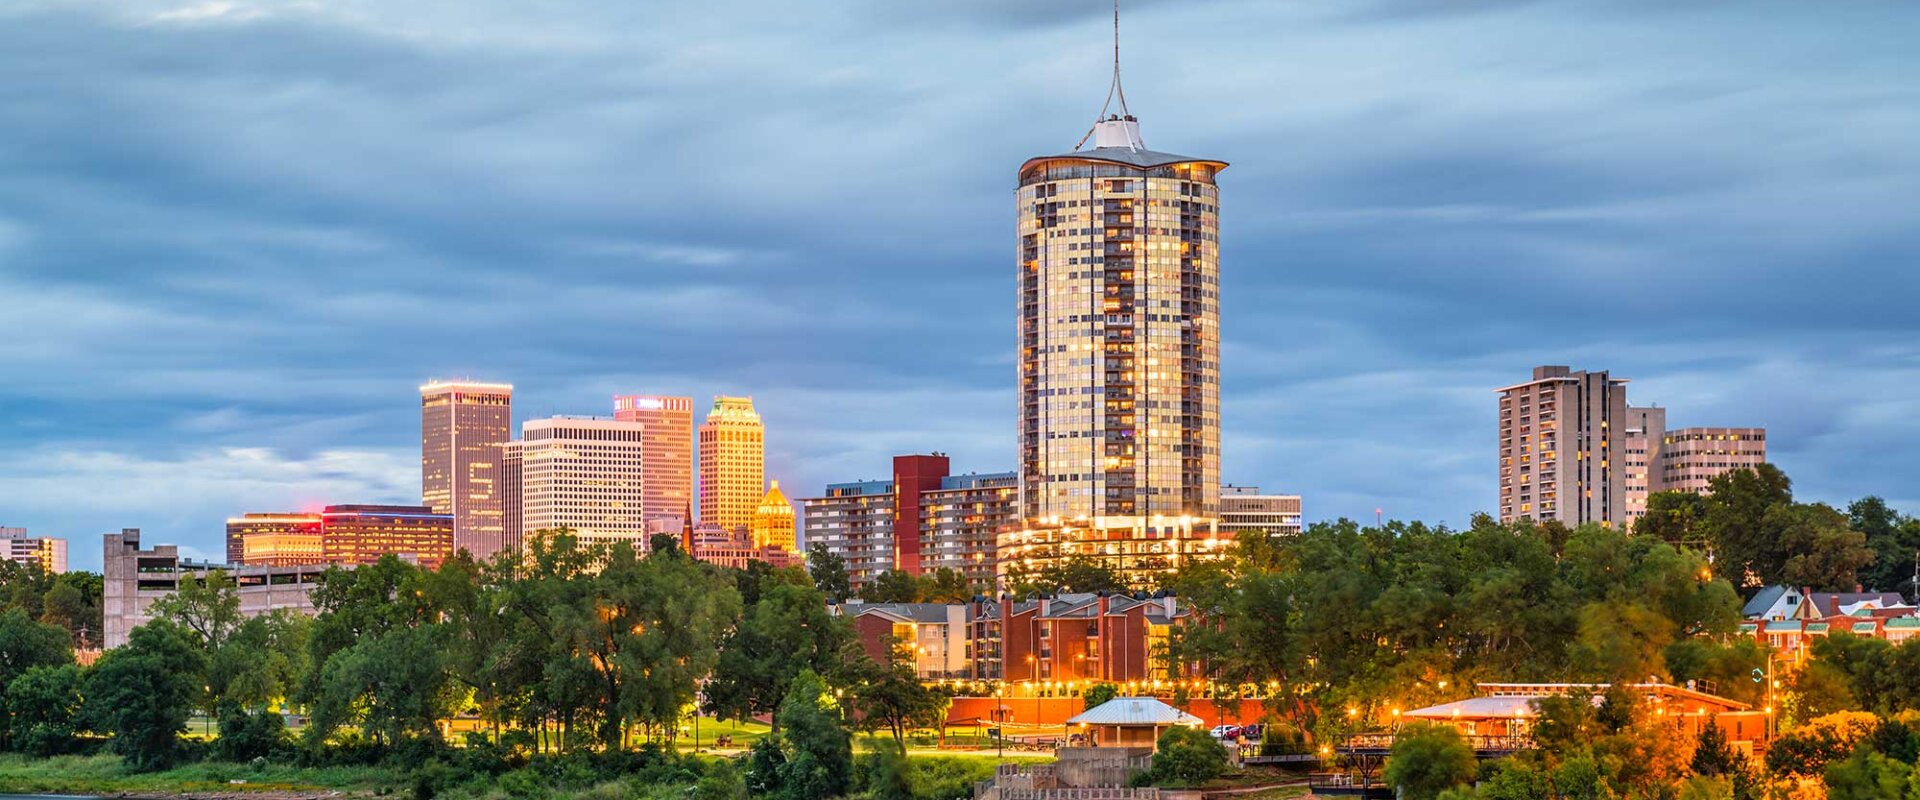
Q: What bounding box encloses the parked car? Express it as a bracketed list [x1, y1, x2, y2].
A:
[1210, 724, 1241, 739]
[1239, 723, 1264, 740]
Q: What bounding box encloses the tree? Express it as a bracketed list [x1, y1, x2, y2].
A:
[807, 544, 853, 604]
[920, 568, 975, 604]
[1766, 711, 1878, 779]
[1849, 497, 1920, 598]
[149, 569, 243, 651]
[1823, 750, 1913, 800]
[5, 663, 84, 755]
[859, 570, 924, 604]
[1698, 465, 1793, 586]
[85, 621, 204, 770]
[775, 670, 852, 800]
[1772, 503, 1876, 591]
[1083, 682, 1120, 711]
[847, 650, 949, 747]
[1010, 555, 1126, 596]
[861, 740, 914, 800]
[1384, 723, 1477, 800]
[0, 607, 74, 750]
[306, 624, 453, 747]
[706, 580, 849, 733]
[1149, 725, 1228, 787]
[1639, 490, 1707, 545]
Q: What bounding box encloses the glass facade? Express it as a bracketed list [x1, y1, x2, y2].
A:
[420, 381, 513, 560]
[1017, 152, 1224, 521]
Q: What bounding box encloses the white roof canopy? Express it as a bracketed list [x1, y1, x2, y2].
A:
[1068, 697, 1205, 727]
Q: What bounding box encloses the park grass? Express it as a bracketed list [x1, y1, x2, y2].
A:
[0, 752, 407, 796]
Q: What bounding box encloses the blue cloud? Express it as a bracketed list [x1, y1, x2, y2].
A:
[2, 0, 1917, 569]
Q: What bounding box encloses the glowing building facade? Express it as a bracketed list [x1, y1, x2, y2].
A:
[612, 395, 694, 522]
[698, 396, 765, 534]
[1497, 366, 1629, 527]
[516, 417, 650, 550]
[420, 380, 513, 560]
[318, 504, 454, 569]
[751, 481, 797, 552]
[1009, 32, 1228, 588]
[227, 513, 325, 566]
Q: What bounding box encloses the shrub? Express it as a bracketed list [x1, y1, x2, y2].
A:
[1383, 723, 1476, 800]
[213, 704, 288, 762]
[1149, 725, 1228, 788]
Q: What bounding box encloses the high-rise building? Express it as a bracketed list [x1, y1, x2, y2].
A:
[421, 380, 513, 560]
[1006, 19, 1228, 588]
[751, 481, 797, 552]
[501, 440, 523, 556]
[320, 505, 454, 569]
[1661, 427, 1767, 495]
[803, 479, 896, 588]
[516, 417, 650, 551]
[0, 528, 67, 574]
[1496, 366, 1629, 527]
[698, 396, 765, 534]
[613, 395, 694, 523]
[1621, 406, 1667, 525]
[227, 513, 324, 566]
[1217, 486, 1303, 538]
[804, 456, 1018, 593]
[891, 454, 949, 575]
[922, 471, 1019, 590]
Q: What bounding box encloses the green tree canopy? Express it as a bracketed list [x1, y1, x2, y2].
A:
[85, 620, 204, 771]
[1384, 723, 1477, 800]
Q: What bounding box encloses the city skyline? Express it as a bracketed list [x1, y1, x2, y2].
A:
[5, 1, 1919, 570]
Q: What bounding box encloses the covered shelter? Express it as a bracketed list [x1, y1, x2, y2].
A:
[1066, 696, 1203, 748]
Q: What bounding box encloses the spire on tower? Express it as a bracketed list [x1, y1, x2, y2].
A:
[1076, 0, 1145, 152]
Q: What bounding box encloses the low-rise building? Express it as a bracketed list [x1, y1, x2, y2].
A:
[1662, 427, 1767, 495]
[103, 529, 327, 649]
[842, 602, 971, 679]
[687, 523, 802, 570]
[227, 513, 325, 566]
[320, 505, 454, 569]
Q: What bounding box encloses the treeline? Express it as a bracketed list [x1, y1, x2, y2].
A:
[0, 532, 955, 800]
[0, 561, 101, 649]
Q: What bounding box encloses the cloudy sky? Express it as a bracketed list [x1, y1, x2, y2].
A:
[3, 0, 1917, 570]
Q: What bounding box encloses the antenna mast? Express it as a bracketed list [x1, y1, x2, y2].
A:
[1075, 0, 1135, 150]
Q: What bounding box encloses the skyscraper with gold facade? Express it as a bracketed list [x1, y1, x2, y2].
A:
[751, 480, 797, 552]
[1002, 16, 1228, 588]
[698, 396, 765, 534]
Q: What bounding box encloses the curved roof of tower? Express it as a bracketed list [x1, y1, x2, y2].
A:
[1021, 146, 1227, 172]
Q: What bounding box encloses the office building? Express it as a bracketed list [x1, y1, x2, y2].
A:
[320, 505, 454, 569]
[227, 513, 324, 566]
[1496, 366, 1629, 527]
[0, 529, 67, 574]
[1009, 31, 1228, 588]
[750, 481, 797, 552]
[698, 396, 765, 534]
[612, 395, 694, 522]
[804, 455, 1017, 592]
[1217, 486, 1303, 538]
[1621, 406, 1667, 524]
[514, 417, 650, 551]
[104, 529, 325, 649]
[1662, 427, 1768, 495]
[501, 440, 523, 556]
[421, 380, 513, 560]
[922, 471, 1019, 590]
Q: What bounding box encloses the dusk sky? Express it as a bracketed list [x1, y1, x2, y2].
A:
[4, 0, 1917, 570]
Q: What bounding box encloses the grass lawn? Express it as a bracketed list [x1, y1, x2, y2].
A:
[0, 753, 408, 796]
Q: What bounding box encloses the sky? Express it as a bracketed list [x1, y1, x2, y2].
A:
[2, 0, 1918, 571]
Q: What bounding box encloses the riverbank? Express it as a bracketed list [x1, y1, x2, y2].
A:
[0, 754, 400, 799]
